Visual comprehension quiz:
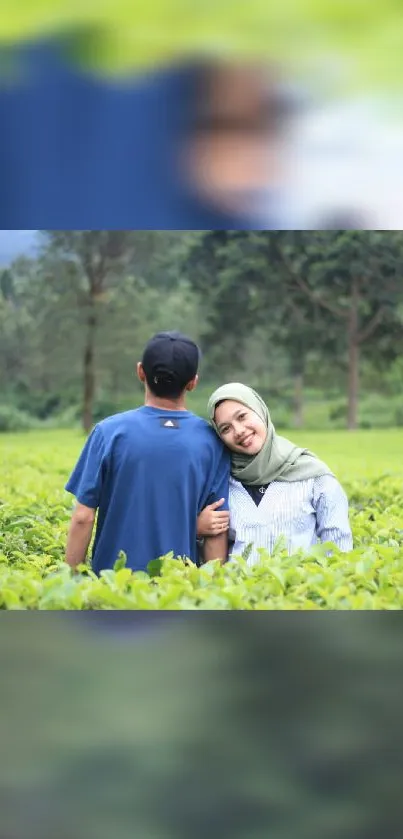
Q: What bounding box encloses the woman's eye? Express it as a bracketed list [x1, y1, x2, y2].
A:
[221, 427, 230, 434]
[239, 413, 246, 421]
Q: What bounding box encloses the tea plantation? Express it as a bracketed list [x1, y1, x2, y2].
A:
[1, 429, 403, 609]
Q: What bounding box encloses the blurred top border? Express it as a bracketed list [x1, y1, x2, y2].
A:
[0, 1, 402, 89]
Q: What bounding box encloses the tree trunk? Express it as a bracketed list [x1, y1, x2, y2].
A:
[82, 300, 97, 434]
[347, 278, 360, 430]
[293, 372, 304, 428]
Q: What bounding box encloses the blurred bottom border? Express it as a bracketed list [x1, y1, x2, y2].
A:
[1, 611, 403, 839]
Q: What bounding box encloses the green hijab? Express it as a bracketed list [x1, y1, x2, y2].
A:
[207, 383, 333, 486]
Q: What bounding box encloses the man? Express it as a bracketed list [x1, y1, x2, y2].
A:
[65, 331, 230, 574]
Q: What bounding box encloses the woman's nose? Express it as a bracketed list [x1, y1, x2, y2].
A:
[233, 422, 243, 438]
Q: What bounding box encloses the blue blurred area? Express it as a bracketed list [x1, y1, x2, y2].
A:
[75, 612, 188, 639]
[0, 40, 262, 229]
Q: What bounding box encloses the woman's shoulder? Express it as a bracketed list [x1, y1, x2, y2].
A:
[312, 473, 347, 497]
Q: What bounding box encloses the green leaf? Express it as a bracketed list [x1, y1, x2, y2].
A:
[147, 559, 163, 578]
[113, 551, 128, 572]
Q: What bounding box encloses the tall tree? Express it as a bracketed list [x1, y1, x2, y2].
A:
[183, 230, 403, 429]
[2, 230, 402, 432]
[181, 231, 339, 426]
[271, 230, 403, 429]
[41, 232, 141, 432]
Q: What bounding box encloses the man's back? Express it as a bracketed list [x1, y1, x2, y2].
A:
[66, 407, 230, 573]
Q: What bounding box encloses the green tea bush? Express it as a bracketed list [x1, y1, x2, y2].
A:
[1, 430, 403, 610]
[0, 404, 39, 433]
[358, 392, 403, 430]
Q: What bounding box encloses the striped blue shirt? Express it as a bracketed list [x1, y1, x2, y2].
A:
[229, 474, 353, 566]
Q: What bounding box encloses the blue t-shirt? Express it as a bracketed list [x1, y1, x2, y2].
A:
[65, 407, 230, 573]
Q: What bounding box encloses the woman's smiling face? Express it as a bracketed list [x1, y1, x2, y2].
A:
[214, 399, 267, 455]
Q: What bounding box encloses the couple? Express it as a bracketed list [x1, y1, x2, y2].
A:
[65, 331, 352, 574]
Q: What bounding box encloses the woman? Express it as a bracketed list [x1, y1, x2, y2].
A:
[197, 383, 353, 565]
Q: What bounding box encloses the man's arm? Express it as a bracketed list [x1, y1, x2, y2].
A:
[66, 503, 97, 570]
[203, 532, 228, 565]
[64, 424, 106, 569]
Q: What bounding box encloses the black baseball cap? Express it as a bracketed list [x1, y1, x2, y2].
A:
[141, 331, 200, 396]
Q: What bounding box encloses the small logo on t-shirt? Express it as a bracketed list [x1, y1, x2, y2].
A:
[160, 418, 180, 428]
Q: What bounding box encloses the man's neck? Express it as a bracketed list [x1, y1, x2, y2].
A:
[144, 394, 188, 412]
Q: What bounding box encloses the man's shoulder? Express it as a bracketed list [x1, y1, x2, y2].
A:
[187, 413, 209, 430]
[189, 415, 225, 444]
[96, 409, 142, 434]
